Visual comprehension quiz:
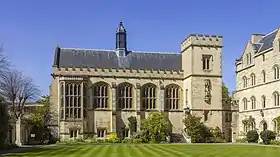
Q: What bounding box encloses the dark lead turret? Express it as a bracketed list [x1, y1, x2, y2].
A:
[116, 21, 127, 57]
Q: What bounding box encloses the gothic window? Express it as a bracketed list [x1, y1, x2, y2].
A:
[246, 54, 249, 65]
[97, 128, 106, 137]
[185, 89, 188, 106]
[262, 54, 265, 61]
[273, 120, 277, 133]
[165, 85, 180, 110]
[262, 70, 266, 83]
[141, 83, 157, 110]
[63, 83, 82, 119]
[225, 112, 232, 122]
[262, 122, 268, 131]
[249, 53, 252, 64]
[273, 91, 280, 106]
[60, 83, 65, 119]
[93, 82, 109, 109]
[250, 73, 256, 86]
[273, 65, 279, 80]
[250, 122, 256, 131]
[123, 129, 129, 138]
[242, 76, 247, 88]
[202, 55, 212, 70]
[69, 129, 79, 138]
[243, 98, 247, 110]
[118, 83, 133, 109]
[251, 96, 256, 109]
[83, 83, 87, 118]
[262, 95, 266, 108]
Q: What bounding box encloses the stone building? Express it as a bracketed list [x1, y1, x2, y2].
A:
[50, 21, 231, 141]
[234, 28, 280, 137]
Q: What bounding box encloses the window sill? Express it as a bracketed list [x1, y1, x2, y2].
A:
[60, 119, 83, 122]
[141, 109, 158, 112]
[203, 69, 212, 72]
[168, 109, 183, 112]
[95, 108, 111, 111]
[117, 109, 136, 112]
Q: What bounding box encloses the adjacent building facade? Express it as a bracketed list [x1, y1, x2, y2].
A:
[49, 22, 232, 141]
[234, 28, 280, 137]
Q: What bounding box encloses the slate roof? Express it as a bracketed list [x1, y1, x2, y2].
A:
[53, 48, 182, 71]
[257, 30, 278, 53]
[236, 28, 279, 62]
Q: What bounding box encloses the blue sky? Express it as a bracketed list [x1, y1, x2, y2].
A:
[0, 0, 279, 95]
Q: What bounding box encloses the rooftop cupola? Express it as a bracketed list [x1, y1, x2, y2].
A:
[116, 21, 127, 57]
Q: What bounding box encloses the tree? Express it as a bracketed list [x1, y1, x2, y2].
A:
[0, 45, 10, 75]
[183, 114, 212, 143]
[222, 83, 230, 102]
[0, 69, 40, 145]
[0, 98, 8, 148]
[246, 130, 259, 143]
[260, 130, 276, 144]
[27, 95, 52, 144]
[128, 116, 137, 136]
[141, 112, 169, 143]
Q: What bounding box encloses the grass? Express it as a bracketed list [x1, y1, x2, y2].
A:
[3, 144, 280, 157]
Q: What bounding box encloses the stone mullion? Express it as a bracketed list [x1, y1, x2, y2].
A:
[111, 84, 116, 133]
[62, 82, 66, 120]
[81, 82, 83, 120]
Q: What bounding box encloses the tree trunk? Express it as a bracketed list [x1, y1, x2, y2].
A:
[15, 117, 22, 146]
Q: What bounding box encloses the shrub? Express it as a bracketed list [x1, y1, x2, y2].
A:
[260, 130, 276, 144]
[0, 102, 8, 149]
[141, 112, 169, 143]
[128, 116, 137, 135]
[121, 138, 133, 144]
[270, 140, 280, 145]
[107, 133, 120, 143]
[246, 130, 259, 143]
[235, 137, 247, 143]
[183, 115, 212, 143]
[132, 139, 142, 144]
[84, 137, 97, 144]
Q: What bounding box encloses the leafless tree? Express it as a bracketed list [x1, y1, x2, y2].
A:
[0, 69, 40, 120]
[0, 45, 10, 75]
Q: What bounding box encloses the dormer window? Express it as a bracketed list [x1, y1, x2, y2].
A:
[202, 55, 212, 70]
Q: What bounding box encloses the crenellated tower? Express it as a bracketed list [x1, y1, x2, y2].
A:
[181, 34, 223, 129]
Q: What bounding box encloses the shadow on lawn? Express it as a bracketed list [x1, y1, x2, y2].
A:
[3, 146, 83, 157]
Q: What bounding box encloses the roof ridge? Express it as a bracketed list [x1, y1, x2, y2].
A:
[132, 50, 179, 55]
[61, 48, 115, 52]
[257, 28, 279, 44]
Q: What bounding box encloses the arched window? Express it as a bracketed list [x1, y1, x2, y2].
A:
[250, 121, 256, 131]
[118, 83, 133, 109]
[251, 96, 256, 109]
[64, 83, 82, 119]
[141, 83, 157, 110]
[273, 65, 279, 80]
[250, 73, 256, 86]
[165, 84, 181, 110]
[273, 91, 280, 106]
[243, 98, 248, 110]
[261, 95, 266, 108]
[93, 82, 109, 109]
[242, 76, 247, 88]
[261, 70, 266, 83]
[262, 122, 268, 131]
[249, 53, 252, 64]
[273, 120, 277, 133]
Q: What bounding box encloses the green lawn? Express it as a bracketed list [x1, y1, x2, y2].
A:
[3, 144, 280, 157]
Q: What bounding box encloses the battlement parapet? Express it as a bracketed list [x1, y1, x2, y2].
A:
[52, 67, 184, 80]
[181, 34, 223, 52]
